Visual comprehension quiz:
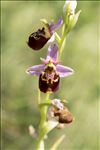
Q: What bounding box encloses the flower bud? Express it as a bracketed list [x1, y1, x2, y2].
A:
[63, 0, 77, 15]
[63, 0, 81, 33]
[67, 10, 81, 32]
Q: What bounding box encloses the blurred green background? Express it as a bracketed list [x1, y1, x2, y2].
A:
[1, 1, 99, 150]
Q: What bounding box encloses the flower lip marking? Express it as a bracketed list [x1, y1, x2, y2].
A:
[39, 72, 60, 93]
[39, 60, 60, 93]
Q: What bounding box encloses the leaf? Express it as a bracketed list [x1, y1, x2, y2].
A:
[50, 134, 66, 150]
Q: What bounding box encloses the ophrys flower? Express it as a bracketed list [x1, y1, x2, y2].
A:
[27, 18, 63, 50]
[26, 44, 74, 93]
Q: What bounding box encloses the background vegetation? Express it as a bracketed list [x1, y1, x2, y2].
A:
[1, 1, 99, 150]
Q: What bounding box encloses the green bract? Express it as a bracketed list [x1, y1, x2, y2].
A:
[66, 10, 81, 33]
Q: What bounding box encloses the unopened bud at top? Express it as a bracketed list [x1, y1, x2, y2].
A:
[63, 0, 77, 15]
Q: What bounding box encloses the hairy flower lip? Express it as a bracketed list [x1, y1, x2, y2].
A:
[39, 72, 60, 93]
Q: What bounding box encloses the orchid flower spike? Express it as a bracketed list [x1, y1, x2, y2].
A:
[26, 44, 74, 93]
[27, 18, 63, 50]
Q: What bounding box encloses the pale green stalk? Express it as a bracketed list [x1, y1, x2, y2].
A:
[36, 92, 50, 150]
[59, 24, 68, 59]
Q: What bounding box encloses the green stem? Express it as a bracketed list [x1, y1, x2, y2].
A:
[59, 24, 69, 59]
[36, 92, 50, 150]
[39, 93, 50, 128]
[36, 140, 44, 150]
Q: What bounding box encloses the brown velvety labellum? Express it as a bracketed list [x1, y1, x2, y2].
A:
[59, 112, 73, 123]
[54, 108, 73, 124]
[28, 27, 50, 50]
[39, 72, 60, 93]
